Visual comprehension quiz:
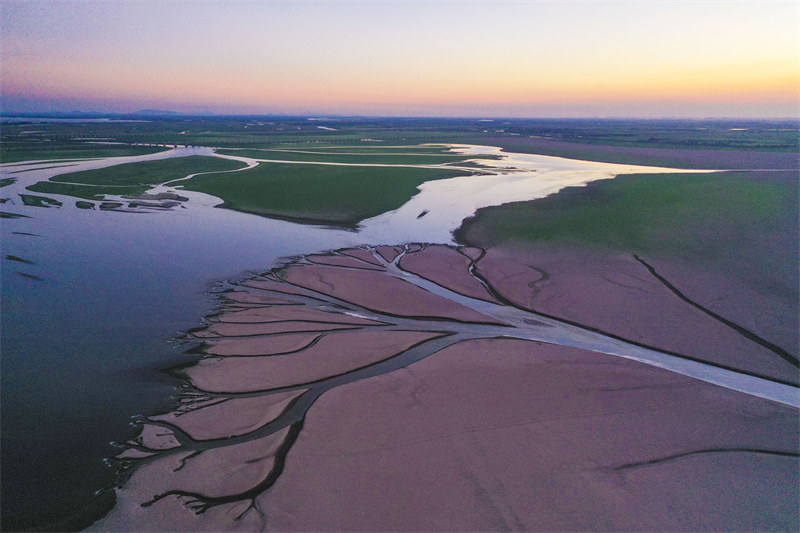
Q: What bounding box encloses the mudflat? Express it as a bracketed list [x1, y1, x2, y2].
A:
[474, 245, 798, 384]
[92, 244, 799, 531]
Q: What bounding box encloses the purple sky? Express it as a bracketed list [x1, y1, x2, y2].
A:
[2, 1, 798, 117]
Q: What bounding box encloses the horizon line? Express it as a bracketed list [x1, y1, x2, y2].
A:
[2, 111, 799, 122]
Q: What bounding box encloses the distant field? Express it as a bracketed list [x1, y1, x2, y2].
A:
[26, 181, 145, 201]
[179, 162, 469, 225]
[0, 143, 168, 163]
[2, 116, 800, 153]
[26, 156, 245, 200]
[486, 120, 799, 151]
[7, 117, 799, 227]
[3, 116, 797, 166]
[215, 148, 498, 166]
[270, 145, 458, 152]
[465, 136, 800, 170]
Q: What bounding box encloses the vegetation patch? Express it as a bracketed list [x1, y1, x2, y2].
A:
[26, 181, 145, 200]
[23, 156, 245, 201]
[0, 144, 168, 164]
[179, 162, 470, 225]
[19, 193, 63, 208]
[215, 149, 498, 166]
[50, 156, 245, 187]
[456, 171, 798, 259]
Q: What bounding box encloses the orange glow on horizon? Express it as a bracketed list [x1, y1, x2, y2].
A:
[2, 1, 798, 117]
[7, 56, 795, 116]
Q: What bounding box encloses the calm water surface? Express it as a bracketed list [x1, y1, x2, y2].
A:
[1, 150, 359, 529]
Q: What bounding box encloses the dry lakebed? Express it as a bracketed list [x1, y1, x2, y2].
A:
[92, 244, 798, 531]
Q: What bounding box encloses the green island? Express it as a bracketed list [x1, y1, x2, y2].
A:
[178, 162, 474, 225]
[27, 155, 246, 200]
[213, 148, 499, 165]
[8, 129, 502, 223]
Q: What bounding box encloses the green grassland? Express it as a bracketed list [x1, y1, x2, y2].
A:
[455, 171, 797, 259]
[4, 116, 796, 153]
[0, 142, 169, 163]
[18, 144, 487, 220]
[1, 119, 478, 150]
[19, 193, 63, 208]
[215, 148, 499, 166]
[26, 156, 245, 200]
[25, 181, 146, 201]
[46, 155, 245, 186]
[277, 145, 458, 152]
[7, 117, 798, 232]
[179, 162, 468, 225]
[488, 119, 799, 151]
[4, 117, 797, 169]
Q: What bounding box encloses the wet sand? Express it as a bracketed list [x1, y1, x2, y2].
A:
[474, 246, 799, 384]
[259, 338, 797, 531]
[92, 244, 799, 531]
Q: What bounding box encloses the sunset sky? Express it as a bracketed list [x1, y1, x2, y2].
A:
[2, 1, 798, 118]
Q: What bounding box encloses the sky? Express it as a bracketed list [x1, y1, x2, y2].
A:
[1, 0, 798, 118]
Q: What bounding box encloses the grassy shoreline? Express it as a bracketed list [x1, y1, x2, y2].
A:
[26, 156, 246, 200]
[179, 162, 473, 226]
[1, 144, 170, 164]
[459, 135, 800, 170]
[454, 170, 798, 256]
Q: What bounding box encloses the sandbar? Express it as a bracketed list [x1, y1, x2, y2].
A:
[93, 244, 799, 531]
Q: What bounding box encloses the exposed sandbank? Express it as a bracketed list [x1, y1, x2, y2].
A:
[92, 244, 799, 531]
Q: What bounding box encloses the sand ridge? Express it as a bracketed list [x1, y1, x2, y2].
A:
[92, 244, 799, 531]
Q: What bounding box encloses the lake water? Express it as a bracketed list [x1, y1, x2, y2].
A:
[0, 145, 703, 529]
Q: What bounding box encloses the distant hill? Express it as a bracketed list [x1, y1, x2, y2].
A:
[134, 109, 183, 116]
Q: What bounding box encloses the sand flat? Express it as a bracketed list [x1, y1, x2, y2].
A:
[93, 429, 291, 532]
[98, 244, 799, 531]
[282, 264, 503, 324]
[222, 291, 296, 305]
[202, 332, 323, 356]
[397, 244, 497, 302]
[258, 338, 798, 531]
[476, 245, 799, 383]
[376, 245, 402, 263]
[240, 278, 323, 298]
[647, 256, 799, 357]
[186, 330, 443, 392]
[214, 306, 384, 325]
[196, 320, 362, 338]
[339, 247, 384, 266]
[149, 390, 305, 440]
[305, 253, 383, 270]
